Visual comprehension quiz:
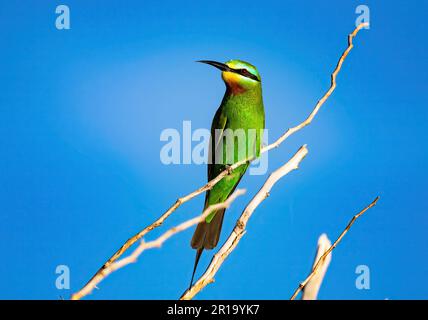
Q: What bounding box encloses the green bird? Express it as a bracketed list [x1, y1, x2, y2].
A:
[190, 59, 265, 286]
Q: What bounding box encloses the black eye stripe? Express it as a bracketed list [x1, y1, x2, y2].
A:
[236, 68, 260, 82]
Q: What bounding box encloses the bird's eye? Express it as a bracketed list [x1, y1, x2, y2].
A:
[238, 69, 259, 81]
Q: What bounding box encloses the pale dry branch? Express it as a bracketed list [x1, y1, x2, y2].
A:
[73, 22, 368, 300]
[180, 145, 308, 300]
[290, 196, 380, 300]
[301, 234, 332, 300]
[263, 22, 369, 154]
[71, 189, 246, 300]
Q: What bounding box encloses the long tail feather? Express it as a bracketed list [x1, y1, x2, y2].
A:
[189, 247, 204, 289]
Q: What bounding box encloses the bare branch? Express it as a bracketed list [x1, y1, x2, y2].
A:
[72, 22, 369, 300]
[290, 196, 380, 300]
[180, 145, 309, 300]
[302, 234, 332, 300]
[71, 189, 246, 300]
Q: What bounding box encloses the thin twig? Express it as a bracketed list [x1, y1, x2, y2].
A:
[70, 190, 246, 300]
[180, 145, 308, 300]
[73, 22, 368, 300]
[263, 22, 369, 154]
[290, 196, 380, 300]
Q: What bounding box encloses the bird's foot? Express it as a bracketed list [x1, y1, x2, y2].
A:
[225, 165, 234, 174]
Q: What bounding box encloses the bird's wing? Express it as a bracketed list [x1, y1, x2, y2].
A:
[191, 108, 228, 251]
[207, 108, 228, 181]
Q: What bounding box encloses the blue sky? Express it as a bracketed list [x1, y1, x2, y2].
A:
[0, 1, 427, 299]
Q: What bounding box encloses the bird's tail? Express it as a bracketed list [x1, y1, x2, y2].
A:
[188, 208, 225, 288]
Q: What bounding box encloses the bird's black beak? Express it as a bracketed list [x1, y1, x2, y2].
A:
[197, 60, 233, 72]
[197, 60, 260, 82]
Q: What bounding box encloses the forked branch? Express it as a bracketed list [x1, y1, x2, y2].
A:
[71, 190, 246, 300]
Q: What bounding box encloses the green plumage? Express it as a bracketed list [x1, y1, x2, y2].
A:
[189, 60, 265, 286]
[205, 83, 265, 222]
